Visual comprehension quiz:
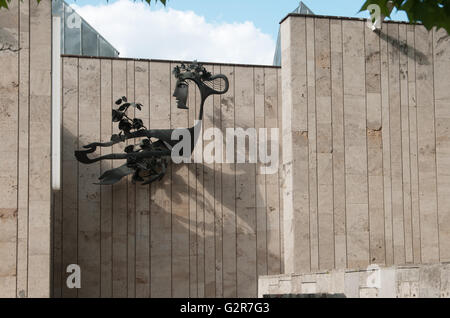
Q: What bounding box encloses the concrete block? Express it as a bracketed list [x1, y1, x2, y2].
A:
[379, 268, 396, 298]
[278, 278, 293, 294]
[331, 271, 346, 294]
[397, 267, 420, 282]
[410, 282, 419, 298]
[360, 287, 379, 298]
[316, 273, 332, 293]
[344, 271, 360, 298]
[440, 265, 450, 298]
[398, 282, 411, 298]
[301, 282, 317, 294]
[419, 265, 441, 298]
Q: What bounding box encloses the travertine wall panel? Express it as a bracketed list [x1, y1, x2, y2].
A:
[281, 14, 450, 274]
[53, 57, 283, 298]
[0, 0, 52, 298]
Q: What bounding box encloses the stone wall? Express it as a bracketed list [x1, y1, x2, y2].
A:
[259, 263, 450, 298]
[280, 14, 450, 275]
[52, 56, 283, 298]
[3, 3, 450, 299]
[0, 0, 52, 297]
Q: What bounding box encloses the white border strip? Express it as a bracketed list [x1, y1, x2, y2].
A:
[52, 16, 61, 190]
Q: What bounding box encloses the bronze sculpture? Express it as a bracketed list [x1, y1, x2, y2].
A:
[75, 62, 229, 185]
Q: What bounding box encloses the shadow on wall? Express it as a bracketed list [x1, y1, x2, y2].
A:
[375, 29, 430, 65]
[52, 118, 282, 298]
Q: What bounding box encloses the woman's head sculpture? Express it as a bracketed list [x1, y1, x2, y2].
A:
[74, 62, 229, 185]
[172, 62, 229, 111]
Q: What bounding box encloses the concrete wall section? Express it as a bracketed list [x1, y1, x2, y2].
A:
[0, 1, 52, 298]
[259, 263, 450, 298]
[281, 15, 450, 274]
[52, 56, 283, 298]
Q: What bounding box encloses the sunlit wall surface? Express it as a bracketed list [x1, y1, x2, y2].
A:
[273, 1, 314, 66]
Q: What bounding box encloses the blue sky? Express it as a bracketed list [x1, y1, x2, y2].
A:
[66, 0, 409, 64]
[67, 0, 408, 40]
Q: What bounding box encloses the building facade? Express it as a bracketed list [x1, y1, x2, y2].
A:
[1, 0, 449, 298]
[265, 13, 450, 297]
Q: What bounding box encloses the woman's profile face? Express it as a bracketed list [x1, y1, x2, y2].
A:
[173, 79, 189, 109]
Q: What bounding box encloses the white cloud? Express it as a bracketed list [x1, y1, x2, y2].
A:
[72, 0, 275, 65]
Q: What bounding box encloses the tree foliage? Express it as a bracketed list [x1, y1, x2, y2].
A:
[0, 0, 167, 10]
[361, 0, 450, 33]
